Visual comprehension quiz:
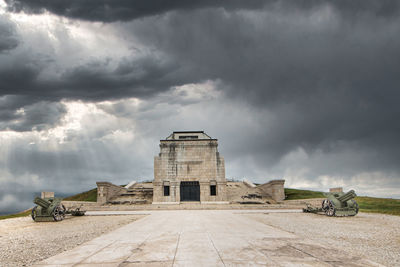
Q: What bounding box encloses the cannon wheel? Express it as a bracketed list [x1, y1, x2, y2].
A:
[53, 205, 66, 221]
[351, 200, 359, 215]
[62, 204, 66, 219]
[31, 206, 38, 221]
[322, 199, 336, 216]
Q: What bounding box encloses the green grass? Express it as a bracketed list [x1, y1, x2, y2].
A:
[0, 209, 31, 220]
[285, 188, 400, 216]
[284, 188, 325, 200]
[355, 196, 400, 216]
[63, 188, 97, 202]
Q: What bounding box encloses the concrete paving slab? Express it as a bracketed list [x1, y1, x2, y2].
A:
[34, 210, 383, 267]
[82, 242, 142, 264]
[85, 209, 301, 216]
[174, 259, 224, 267]
[125, 233, 179, 262]
[39, 243, 111, 265]
[121, 262, 172, 266]
[174, 233, 222, 265]
[223, 260, 278, 267]
[76, 264, 120, 267]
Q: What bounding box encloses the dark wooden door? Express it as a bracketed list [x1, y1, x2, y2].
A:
[180, 181, 200, 201]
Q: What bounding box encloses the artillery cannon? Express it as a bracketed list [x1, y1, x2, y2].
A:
[322, 190, 359, 216]
[32, 197, 66, 222]
[303, 190, 359, 217]
[66, 205, 86, 216]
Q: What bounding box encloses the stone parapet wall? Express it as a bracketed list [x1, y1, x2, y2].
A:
[96, 182, 127, 204]
[330, 187, 343, 193]
[41, 192, 54, 198]
[72, 203, 302, 211]
[284, 198, 325, 207]
[62, 201, 99, 209]
[258, 180, 285, 202]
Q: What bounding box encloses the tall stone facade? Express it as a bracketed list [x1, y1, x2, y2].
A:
[153, 131, 228, 204]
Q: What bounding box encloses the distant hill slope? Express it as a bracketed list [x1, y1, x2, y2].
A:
[284, 188, 325, 200]
[355, 196, 400, 216]
[63, 188, 97, 202]
[285, 188, 400, 216]
[0, 209, 32, 220]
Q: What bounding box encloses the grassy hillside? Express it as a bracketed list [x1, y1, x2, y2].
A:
[285, 188, 400, 216]
[63, 188, 97, 202]
[355, 196, 400, 216]
[284, 188, 325, 200]
[0, 209, 31, 220]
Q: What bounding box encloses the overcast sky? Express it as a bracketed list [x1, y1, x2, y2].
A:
[1, 0, 399, 214]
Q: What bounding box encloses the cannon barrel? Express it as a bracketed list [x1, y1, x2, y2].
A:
[337, 190, 357, 202]
[34, 197, 51, 209]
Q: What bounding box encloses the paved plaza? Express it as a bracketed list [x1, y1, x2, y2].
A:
[33, 210, 383, 267]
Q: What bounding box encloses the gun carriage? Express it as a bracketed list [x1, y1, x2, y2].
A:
[31, 197, 66, 222]
[303, 190, 359, 217]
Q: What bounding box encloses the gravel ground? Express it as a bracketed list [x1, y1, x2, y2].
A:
[0, 214, 144, 267]
[245, 212, 400, 267]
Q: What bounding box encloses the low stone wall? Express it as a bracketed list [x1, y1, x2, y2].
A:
[258, 180, 285, 202]
[96, 182, 127, 204]
[62, 201, 99, 210]
[61, 201, 305, 211]
[284, 198, 325, 207]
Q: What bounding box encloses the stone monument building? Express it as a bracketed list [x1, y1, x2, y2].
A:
[95, 131, 285, 205]
[152, 131, 228, 204]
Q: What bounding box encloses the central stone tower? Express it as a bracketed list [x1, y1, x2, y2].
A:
[153, 131, 228, 204]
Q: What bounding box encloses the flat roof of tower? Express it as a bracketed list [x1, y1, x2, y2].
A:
[162, 131, 217, 141]
[172, 131, 205, 133]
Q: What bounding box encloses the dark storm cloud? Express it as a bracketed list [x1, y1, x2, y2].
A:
[1, 1, 399, 157]
[0, 96, 67, 131]
[5, 0, 400, 22]
[124, 5, 400, 165]
[5, 0, 267, 22]
[2, 1, 399, 114]
[58, 57, 185, 100]
[1, 0, 400, 214]
[0, 17, 19, 52]
[0, 55, 189, 103]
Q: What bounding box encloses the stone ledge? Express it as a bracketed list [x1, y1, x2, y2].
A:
[200, 201, 229, 204]
[152, 202, 180, 205]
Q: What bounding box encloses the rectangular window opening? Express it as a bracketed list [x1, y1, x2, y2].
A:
[210, 185, 216, 196]
[179, 135, 199, 139]
[164, 185, 170, 196]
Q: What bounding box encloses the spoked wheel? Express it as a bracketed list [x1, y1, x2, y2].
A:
[62, 204, 66, 216]
[352, 200, 359, 215]
[53, 205, 66, 221]
[322, 199, 336, 216]
[31, 206, 38, 221]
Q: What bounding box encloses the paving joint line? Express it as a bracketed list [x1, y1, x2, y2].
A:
[121, 215, 170, 265]
[207, 232, 226, 267]
[171, 232, 181, 266]
[118, 232, 153, 266]
[286, 244, 335, 266]
[72, 240, 117, 266]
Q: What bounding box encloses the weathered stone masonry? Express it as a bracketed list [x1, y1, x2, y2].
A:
[153, 131, 228, 204]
